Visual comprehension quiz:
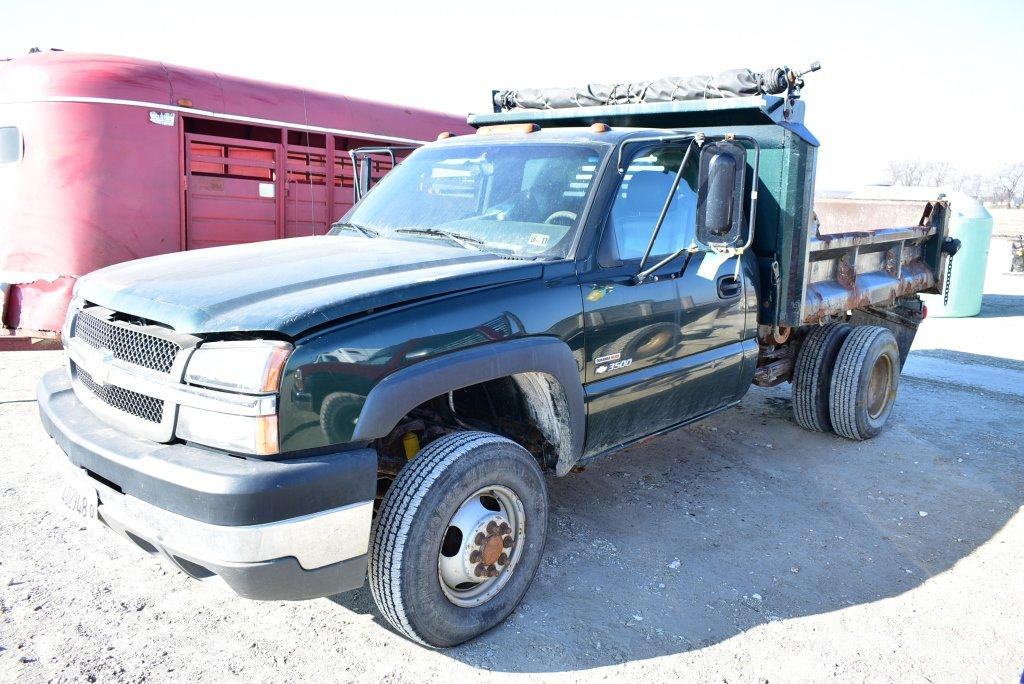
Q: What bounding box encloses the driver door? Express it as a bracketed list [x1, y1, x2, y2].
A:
[579, 143, 746, 457]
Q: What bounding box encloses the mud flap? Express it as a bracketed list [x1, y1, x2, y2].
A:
[849, 298, 924, 368]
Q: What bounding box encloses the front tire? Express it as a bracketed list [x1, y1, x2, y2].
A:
[369, 431, 548, 647]
[829, 326, 901, 440]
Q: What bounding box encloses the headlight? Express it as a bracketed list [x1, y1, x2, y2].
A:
[178, 340, 292, 455]
[184, 340, 292, 394]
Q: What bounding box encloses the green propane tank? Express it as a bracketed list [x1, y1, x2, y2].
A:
[846, 187, 993, 317]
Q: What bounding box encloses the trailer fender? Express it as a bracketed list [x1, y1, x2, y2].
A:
[351, 336, 585, 475]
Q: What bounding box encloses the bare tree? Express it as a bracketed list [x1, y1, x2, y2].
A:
[991, 163, 1024, 207]
[958, 173, 987, 200]
[882, 159, 1024, 203]
[924, 161, 955, 187]
[886, 159, 928, 186]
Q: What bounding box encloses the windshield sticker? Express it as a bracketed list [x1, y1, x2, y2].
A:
[528, 233, 551, 247]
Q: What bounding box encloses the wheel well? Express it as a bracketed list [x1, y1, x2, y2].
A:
[373, 373, 572, 501]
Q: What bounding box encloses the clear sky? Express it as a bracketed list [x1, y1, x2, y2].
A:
[3, 0, 1022, 190]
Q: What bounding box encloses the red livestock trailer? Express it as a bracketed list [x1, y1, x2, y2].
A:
[0, 51, 471, 349]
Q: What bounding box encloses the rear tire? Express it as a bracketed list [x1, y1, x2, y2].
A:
[369, 431, 548, 647]
[829, 326, 900, 440]
[791, 323, 852, 432]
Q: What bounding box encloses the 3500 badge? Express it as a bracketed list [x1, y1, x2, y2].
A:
[595, 358, 633, 374]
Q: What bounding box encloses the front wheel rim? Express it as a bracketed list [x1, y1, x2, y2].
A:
[437, 485, 526, 608]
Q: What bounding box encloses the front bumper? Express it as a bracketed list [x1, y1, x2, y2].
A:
[37, 368, 377, 600]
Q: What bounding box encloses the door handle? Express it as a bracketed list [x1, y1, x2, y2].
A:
[717, 275, 742, 299]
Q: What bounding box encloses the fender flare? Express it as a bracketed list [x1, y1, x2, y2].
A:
[351, 336, 585, 472]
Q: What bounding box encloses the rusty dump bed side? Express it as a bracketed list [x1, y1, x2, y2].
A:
[799, 199, 949, 324]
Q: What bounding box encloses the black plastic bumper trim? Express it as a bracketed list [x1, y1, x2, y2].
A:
[37, 368, 376, 526]
[196, 554, 367, 600]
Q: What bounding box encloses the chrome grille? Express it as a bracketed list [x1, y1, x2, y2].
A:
[75, 309, 180, 373]
[74, 362, 165, 423]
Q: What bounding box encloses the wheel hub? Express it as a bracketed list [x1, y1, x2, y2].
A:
[437, 486, 524, 607]
[866, 353, 894, 419]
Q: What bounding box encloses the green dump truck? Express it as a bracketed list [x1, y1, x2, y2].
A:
[38, 66, 957, 646]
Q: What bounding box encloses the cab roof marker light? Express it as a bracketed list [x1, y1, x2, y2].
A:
[476, 123, 539, 136]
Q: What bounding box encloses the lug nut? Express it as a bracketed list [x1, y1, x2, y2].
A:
[469, 550, 481, 563]
[474, 532, 486, 545]
[487, 565, 499, 577]
[486, 521, 498, 534]
[502, 536, 513, 548]
[498, 522, 511, 535]
[497, 553, 509, 565]
[474, 564, 487, 577]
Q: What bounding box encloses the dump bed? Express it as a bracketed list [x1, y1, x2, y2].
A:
[469, 93, 950, 327]
[802, 199, 948, 324]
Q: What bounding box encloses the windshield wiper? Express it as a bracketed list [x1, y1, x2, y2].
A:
[331, 221, 379, 238]
[394, 227, 484, 251]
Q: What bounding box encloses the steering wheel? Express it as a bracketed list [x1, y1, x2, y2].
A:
[544, 210, 577, 226]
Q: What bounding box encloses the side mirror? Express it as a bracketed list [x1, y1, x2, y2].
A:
[695, 141, 747, 248]
[355, 156, 374, 202]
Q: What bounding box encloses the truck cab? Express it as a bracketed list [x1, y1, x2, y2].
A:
[38, 89, 952, 647]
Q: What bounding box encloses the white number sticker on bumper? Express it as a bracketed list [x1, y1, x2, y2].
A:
[59, 470, 98, 522]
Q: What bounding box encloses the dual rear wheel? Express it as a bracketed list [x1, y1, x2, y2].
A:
[792, 324, 901, 440]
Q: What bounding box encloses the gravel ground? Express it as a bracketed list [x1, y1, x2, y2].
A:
[1, 240, 1021, 682]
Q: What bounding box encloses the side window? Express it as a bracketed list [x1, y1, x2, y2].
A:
[603, 145, 697, 262]
[0, 126, 23, 165]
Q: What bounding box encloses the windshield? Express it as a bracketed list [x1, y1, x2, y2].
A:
[331, 142, 607, 258]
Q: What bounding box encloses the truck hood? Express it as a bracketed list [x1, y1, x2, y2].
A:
[75, 236, 544, 337]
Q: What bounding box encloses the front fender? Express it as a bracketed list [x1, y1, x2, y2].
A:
[353, 336, 585, 473]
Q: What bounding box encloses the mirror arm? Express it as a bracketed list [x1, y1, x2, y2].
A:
[349, 145, 418, 202]
[636, 138, 700, 283]
[635, 246, 696, 284]
[732, 135, 760, 254]
[616, 132, 696, 172]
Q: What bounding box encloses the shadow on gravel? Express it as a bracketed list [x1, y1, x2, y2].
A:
[908, 348, 1024, 373]
[976, 293, 1024, 319]
[325, 383, 1024, 673]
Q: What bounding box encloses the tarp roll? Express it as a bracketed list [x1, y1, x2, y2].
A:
[493, 67, 789, 112]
